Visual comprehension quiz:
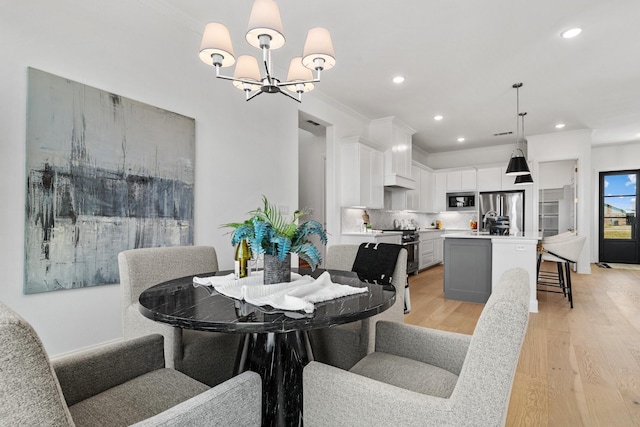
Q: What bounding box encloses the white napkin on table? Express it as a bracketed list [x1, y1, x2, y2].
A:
[194, 271, 367, 313]
[193, 271, 303, 299]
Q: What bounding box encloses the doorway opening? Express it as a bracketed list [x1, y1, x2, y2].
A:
[298, 112, 327, 268]
[599, 170, 639, 264]
[538, 160, 577, 237]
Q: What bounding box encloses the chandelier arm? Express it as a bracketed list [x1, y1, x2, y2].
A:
[215, 74, 262, 86]
[278, 78, 320, 87]
[278, 89, 302, 103]
[246, 90, 264, 102]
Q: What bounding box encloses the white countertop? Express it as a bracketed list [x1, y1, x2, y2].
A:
[341, 231, 403, 236]
[444, 231, 542, 241]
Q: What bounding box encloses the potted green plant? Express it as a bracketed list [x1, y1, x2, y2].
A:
[223, 196, 328, 284]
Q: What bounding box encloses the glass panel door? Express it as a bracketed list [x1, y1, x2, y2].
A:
[599, 171, 639, 263]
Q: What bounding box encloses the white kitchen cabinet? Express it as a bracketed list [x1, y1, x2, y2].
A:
[434, 231, 444, 264]
[477, 167, 502, 192]
[446, 169, 477, 192]
[369, 117, 416, 188]
[461, 169, 477, 190]
[419, 168, 433, 212]
[476, 166, 521, 191]
[433, 172, 447, 212]
[341, 137, 384, 209]
[405, 165, 433, 212]
[406, 165, 421, 211]
[419, 230, 444, 269]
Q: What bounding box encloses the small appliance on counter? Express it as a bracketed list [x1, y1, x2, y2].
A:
[488, 216, 510, 235]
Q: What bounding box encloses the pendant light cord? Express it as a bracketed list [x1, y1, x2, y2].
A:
[513, 82, 524, 155]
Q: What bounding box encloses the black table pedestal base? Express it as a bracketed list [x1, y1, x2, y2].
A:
[236, 331, 313, 427]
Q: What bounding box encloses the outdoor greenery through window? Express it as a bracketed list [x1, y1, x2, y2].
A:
[603, 174, 636, 239]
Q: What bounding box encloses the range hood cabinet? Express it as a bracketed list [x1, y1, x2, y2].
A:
[384, 174, 416, 190]
[369, 116, 416, 191]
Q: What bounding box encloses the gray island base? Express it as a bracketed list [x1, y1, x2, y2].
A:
[443, 231, 541, 312]
[444, 238, 492, 303]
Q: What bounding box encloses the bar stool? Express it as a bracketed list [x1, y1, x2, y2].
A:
[537, 234, 586, 308]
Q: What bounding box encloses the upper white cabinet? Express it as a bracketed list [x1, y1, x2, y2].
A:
[477, 167, 502, 192]
[477, 166, 520, 192]
[446, 169, 477, 191]
[341, 137, 384, 209]
[433, 172, 447, 212]
[419, 168, 433, 212]
[406, 166, 420, 211]
[405, 165, 433, 212]
[369, 117, 416, 189]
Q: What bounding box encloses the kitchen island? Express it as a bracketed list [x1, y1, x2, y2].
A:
[443, 231, 541, 312]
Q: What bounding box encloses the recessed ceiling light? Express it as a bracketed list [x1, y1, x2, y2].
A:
[434, 115, 444, 121]
[555, 123, 566, 129]
[561, 28, 582, 39]
[392, 76, 405, 84]
[457, 137, 465, 142]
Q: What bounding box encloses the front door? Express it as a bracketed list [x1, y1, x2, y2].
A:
[599, 170, 640, 263]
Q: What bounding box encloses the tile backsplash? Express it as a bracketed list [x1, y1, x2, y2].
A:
[341, 208, 479, 232]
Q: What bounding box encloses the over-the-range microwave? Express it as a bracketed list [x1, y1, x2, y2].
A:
[446, 192, 476, 211]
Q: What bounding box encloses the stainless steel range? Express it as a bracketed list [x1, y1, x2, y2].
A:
[401, 230, 420, 275]
[383, 229, 419, 275]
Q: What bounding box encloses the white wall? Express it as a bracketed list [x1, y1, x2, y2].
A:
[591, 141, 640, 262]
[0, 0, 299, 356]
[538, 160, 576, 190]
[528, 130, 592, 274]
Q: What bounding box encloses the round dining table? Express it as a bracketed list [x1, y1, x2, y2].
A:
[138, 268, 396, 427]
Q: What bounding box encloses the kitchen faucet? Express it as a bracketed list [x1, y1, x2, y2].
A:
[482, 210, 498, 230]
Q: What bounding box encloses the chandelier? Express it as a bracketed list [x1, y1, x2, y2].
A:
[198, 0, 336, 103]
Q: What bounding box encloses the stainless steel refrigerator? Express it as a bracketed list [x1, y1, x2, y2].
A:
[479, 190, 525, 235]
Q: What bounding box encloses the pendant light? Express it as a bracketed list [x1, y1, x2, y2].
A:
[505, 82, 531, 176]
[514, 111, 534, 185]
[514, 173, 533, 185]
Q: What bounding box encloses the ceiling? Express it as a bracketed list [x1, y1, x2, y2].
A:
[165, 0, 640, 153]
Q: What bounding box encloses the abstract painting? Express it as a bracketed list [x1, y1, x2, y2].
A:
[24, 68, 195, 294]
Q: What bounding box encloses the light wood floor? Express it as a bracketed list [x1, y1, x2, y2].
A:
[404, 263, 640, 427]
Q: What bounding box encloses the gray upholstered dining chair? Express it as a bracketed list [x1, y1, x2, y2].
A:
[309, 244, 407, 370]
[119, 245, 242, 387]
[303, 268, 530, 427]
[0, 301, 261, 427]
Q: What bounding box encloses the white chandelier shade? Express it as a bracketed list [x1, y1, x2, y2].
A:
[286, 57, 314, 93]
[302, 27, 336, 70]
[199, 22, 235, 67]
[232, 55, 262, 91]
[246, 0, 286, 49]
[198, 0, 335, 102]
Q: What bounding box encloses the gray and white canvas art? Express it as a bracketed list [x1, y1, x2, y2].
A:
[25, 68, 195, 294]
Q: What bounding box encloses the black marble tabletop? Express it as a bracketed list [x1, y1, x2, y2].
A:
[138, 268, 396, 333]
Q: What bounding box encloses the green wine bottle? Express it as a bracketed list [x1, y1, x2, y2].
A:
[234, 240, 251, 278]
